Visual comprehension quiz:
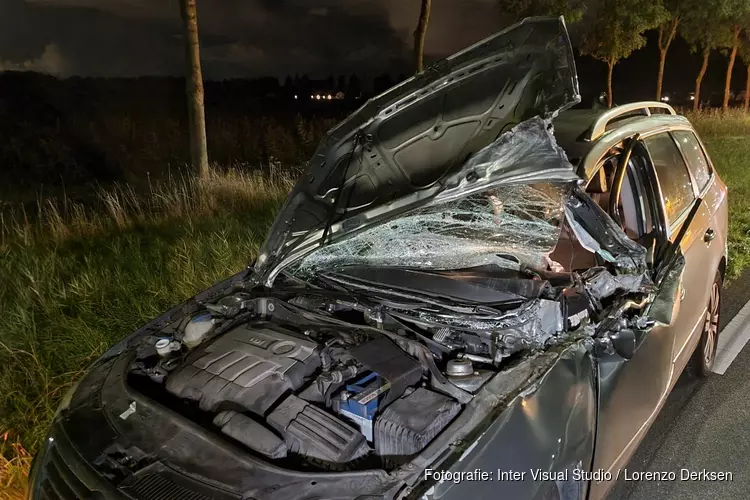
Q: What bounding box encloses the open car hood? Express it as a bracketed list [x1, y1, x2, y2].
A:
[254, 17, 580, 286]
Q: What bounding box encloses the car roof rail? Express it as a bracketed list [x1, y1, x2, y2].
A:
[584, 101, 676, 142]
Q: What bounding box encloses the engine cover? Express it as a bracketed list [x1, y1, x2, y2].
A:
[165, 322, 320, 416]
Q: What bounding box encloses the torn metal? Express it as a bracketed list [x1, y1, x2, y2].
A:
[283, 113, 656, 362]
[290, 117, 578, 277]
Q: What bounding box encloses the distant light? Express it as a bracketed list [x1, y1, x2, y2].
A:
[327, 94, 332, 100]
[315, 94, 321, 100]
[294, 94, 298, 99]
[310, 94, 314, 99]
[661, 95, 670, 102]
[690, 95, 695, 101]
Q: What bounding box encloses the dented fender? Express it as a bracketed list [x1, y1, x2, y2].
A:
[412, 341, 596, 500]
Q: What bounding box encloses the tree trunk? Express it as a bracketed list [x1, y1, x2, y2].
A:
[180, 0, 209, 178]
[413, 0, 432, 73]
[745, 63, 750, 112]
[694, 47, 709, 111]
[657, 48, 667, 100]
[607, 59, 615, 108]
[656, 18, 678, 100]
[723, 26, 741, 110]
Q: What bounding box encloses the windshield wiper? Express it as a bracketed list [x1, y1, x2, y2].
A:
[320, 271, 507, 315]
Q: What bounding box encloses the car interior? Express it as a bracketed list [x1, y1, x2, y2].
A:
[549, 143, 655, 272]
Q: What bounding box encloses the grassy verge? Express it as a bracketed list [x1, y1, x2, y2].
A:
[686, 109, 750, 280]
[1, 111, 749, 498]
[0, 168, 294, 498]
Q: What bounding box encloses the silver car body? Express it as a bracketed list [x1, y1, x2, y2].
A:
[553, 103, 728, 499]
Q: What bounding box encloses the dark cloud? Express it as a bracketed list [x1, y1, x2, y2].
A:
[1, 0, 505, 79]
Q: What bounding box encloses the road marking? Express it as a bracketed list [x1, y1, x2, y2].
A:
[713, 298, 750, 374]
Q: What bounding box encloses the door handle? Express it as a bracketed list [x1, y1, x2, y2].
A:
[704, 228, 716, 243]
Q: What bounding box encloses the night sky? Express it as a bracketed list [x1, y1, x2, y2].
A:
[1, 0, 747, 99]
[1, 0, 503, 78]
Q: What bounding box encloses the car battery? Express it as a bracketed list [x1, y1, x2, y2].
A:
[335, 372, 390, 441]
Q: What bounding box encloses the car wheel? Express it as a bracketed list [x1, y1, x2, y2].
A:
[688, 270, 722, 378]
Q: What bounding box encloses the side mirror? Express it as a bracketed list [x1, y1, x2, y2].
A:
[610, 328, 636, 360]
[594, 328, 637, 360]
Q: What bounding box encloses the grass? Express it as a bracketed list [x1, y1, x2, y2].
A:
[686, 109, 750, 279]
[0, 110, 749, 499]
[0, 167, 295, 499]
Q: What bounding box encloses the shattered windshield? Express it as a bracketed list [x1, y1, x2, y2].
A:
[289, 182, 570, 277]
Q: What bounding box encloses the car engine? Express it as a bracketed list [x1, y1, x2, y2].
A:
[128, 262, 645, 472]
[129, 298, 469, 471]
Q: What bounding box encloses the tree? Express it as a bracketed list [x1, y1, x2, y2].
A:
[498, 0, 587, 23]
[414, 0, 432, 73]
[579, 0, 669, 107]
[722, 25, 743, 109]
[740, 35, 750, 111]
[655, 0, 689, 100]
[179, 0, 209, 177]
[680, 0, 734, 110]
[718, 2, 750, 109]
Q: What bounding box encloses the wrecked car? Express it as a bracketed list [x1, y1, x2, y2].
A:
[29, 16, 728, 500]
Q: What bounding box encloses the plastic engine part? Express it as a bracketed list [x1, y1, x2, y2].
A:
[165, 323, 319, 416]
[349, 337, 422, 407]
[267, 395, 369, 468]
[213, 411, 287, 459]
[374, 388, 461, 463]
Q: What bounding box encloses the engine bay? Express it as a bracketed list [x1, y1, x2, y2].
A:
[127, 258, 653, 473]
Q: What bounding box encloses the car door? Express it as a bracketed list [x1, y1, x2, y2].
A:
[668, 129, 724, 369]
[643, 130, 714, 370]
[587, 140, 678, 500]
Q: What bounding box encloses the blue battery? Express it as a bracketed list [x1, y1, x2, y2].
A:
[340, 372, 390, 419]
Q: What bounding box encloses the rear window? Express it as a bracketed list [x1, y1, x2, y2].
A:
[672, 130, 712, 192]
[644, 132, 696, 224]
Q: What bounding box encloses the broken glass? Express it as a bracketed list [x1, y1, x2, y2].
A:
[291, 182, 569, 276]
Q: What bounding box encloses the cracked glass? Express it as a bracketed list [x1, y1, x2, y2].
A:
[290, 182, 570, 276]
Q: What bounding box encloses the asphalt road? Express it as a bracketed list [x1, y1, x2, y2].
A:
[608, 268, 750, 500]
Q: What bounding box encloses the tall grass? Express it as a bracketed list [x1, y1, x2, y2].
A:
[0, 167, 295, 498]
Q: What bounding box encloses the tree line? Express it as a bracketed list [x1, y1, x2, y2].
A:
[413, 0, 750, 110]
[175, 0, 750, 176]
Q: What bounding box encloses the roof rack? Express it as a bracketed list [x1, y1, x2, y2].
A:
[585, 101, 676, 142]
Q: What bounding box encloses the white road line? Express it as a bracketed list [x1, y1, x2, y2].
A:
[713, 297, 750, 374]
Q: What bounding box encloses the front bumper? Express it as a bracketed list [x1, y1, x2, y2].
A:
[29, 420, 128, 500]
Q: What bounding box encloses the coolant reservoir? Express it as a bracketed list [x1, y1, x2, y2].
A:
[184, 313, 216, 348]
[155, 338, 182, 357]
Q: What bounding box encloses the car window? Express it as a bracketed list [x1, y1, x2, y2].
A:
[644, 132, 696, 224]
[585, 146, 654, 241]
[672, 130, 712, 192]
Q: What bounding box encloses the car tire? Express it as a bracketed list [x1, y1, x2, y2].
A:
[688, 270, 722, 378]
